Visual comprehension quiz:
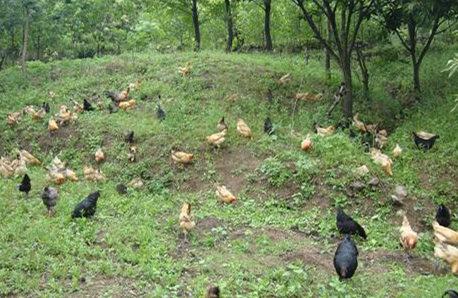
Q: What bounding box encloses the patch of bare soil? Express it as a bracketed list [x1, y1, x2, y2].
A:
[68, 276, 143, 298]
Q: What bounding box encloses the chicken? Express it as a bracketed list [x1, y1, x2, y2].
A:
[236, 118, 252, 138]
[375, 131, 388, 149]
[436, 204, 452, 227]
[301, 134, 312, 151]
[333, 235, 359, 280]
[83, 166, 105, 182]
[42, 102, 50, 113]
[433, 221, 458, 246]
[207, 130, 227, 147]
[125, 131, 135, 144]
[157, 103, 166, 121]
[178, 64, 191, 76]
[179, 203, 196, 238]
[19, 150, 41, 166]
[171, 150, 194, 164]
[264, 117, 273, 135]
[41, 186, 59, 216]
[31, 108, 46, 121]
[128, 178, 144, 189]
[215, 185, 237, 204]
[116, 183, 128, 195]
[370, 148, 393, 176]
[128, 145, 137, 162]
[217, 117, 228, 132]
[17, 174, 31, 197]
[336, 208, 367, 239]
[106, 87, 130, 103]
[0, 158, 15, 178]
[295, 92, 323, 101]
[206, 286, 220, 298]
[118, 99, 136, 110]
[7, 112, 21, 126]
[352, 113, 366, 132]
[315, 124, 335, 137]
[56, 105, 74, 125]
[72, 191, 100, 219]
[12, 159, 27, 177]
[392, 144, 402, 158]
[399, 214, 418, 252]
[48, 118, 59, 132]
[83, 99, 94, 112]
[413, 131, 439, 150]
[443, 290, 458, 298]
[434, 242, 458, 275]
[95, 148, 105, 163]
[278, 73, 291, 85]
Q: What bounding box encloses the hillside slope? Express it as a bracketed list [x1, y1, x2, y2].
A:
[0, 51, 457, 296]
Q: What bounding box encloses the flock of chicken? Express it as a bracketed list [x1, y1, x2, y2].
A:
[2, 67, 456, 297]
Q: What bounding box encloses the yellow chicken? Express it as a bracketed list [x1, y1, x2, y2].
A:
[72, 101, 84, 113]
[236, 118, 252, 138]
[295, 92, 323, 101]
[179, 203, 196, 238]
[278, 73, 291, 85]
[315, 125, 335, 137]
[352, 113, 366, 132]
[128, 177, 144, 189]
[12, 159, 27, 176]
[56, 105, 75, 125]
[83, 166, 105, 182]
[65, 169, 78, 182]
[434, 242, 458, 275]
[31, 108, 46, 121]
[0, 158, 14, 178]
[207, 130, 227, 147]
[7, 112, 21, 126]
[301, 134, 313, 151]
[375, 131, 388, 149]
[178, 63, 192, 76]
[433, 221, 458, 246]
[19, 150, 41, 165]
[215, 185, 237, 204]
[48, 118, 59, 132]
[95, 148, 105, 163]
[370, 148, 393, 176]
[399, 215, 418, 252]
[48, 170, 66, 185]
[392, 144, 402, 158]
[217, 117, 228, 132]
[118, 99, 136, 110]
[171, 150, 194, 164]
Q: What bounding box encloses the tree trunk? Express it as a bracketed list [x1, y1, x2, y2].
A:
[356, 46, 369, 100]
[341, 55, 353, 118]
[413, 62, 421, 93]
[36, 33, 41, 60]
[263, 0, 273, 52]
[191, 0, 201, 51]
[224, 0, 234, 52]
[21, 9, 30, 73]
[325, 20, 331, 79]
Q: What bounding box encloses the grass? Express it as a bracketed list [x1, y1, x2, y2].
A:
[0, 48, 457, 297]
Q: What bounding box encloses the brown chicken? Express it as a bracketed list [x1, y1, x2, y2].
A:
[65, 169, 79, 182]
[399, 214, 418, 252]
[118, 99, 136, 110]
[7, 112, 21, 126]
[178, 63, 192, 76]
[215, 185, 237, 204]
[48, 170, 66, 185]
[370, 148, 393, 176]
[95, 148, 105, 163]
[434, 242, 458, 275]
[179, 203, 196, 239]
[301, 134, 313, 151]
[236, 118, 252, 138]
[57, 105, 73, 125]
[352, 113, 366, 132]
[207, 130, 227, 147]
[295, 92, 323, 101]
[19, 150, 41, 166]
[316, 124, 335, 137]
[48, 118, 59, 132]
[433, 221, 458, 246]
[171, 150, 194, 164]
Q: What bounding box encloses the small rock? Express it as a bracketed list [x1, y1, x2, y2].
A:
[368, 177, 380, 187]
[355, 165, 369, 176]
[350, 181, 365, 192]
[394, 185, 407, 198]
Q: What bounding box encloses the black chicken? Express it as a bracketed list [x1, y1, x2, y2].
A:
[413, 132, 439, 150]
[436, 204, 451, 227]
[264, 117, 273, 135]
[125, 131, 135, 144]
[157, 103, 166, 121]
[72, 191, 100, 218]
[42, 102, 50, 113]
[443, 290, 458, 298]
[116, 183, 128, 195]
[17, 174, 31, 197]
[41, 186, 59, 216]
[83, 99, 94, 111]
[336, 208, 367, 239]
[206, 286, 220, 298]
[333, 234, 359, 280]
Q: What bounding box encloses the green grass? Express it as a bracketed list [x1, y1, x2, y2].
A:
[0, 49, 457, 297]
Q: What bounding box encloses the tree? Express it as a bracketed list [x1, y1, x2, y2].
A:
[224, 0, 234, 51]
[191, 0, 201, 50]
[292, 0, 375, 118]
[379, 0, 458, 94]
